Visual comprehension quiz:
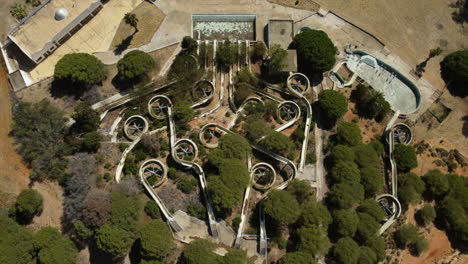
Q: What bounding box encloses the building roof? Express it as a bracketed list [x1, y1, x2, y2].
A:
[283, 49, 297, 72]
[268, 19, 294, 49]
[8, 0, 99, 61]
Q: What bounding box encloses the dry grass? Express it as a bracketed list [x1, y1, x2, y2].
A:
[109, 1, 165, 51]
[268, 0, 320, 12]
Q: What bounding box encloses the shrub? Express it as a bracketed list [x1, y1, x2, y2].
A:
[11, 189, 43, 223]
[54, 53, 107, 84]
[306, 152, 317, 164]
[72, 102, 100, 133]
[10, 4, 27, 20]
[416, 204, 436, 226]
[140, 220, 174, 260]
[186, 202, 206, 220]
[82, 131, 102, 152]
[290, 29, 336, 74]
[264, 190, 300, 225]
[337, 122, 362, 146]
[232, 216, 241, 230]
[182, 36, 198, 53]
[144, 200, 161, 219]
[393, 144, 418, 172]
[440, 50, 468, 96]
[177, 177, 198, 193]
[318, 90, 347, 121]
[253, 41, 266, 60]
[268, 44, 288, 73]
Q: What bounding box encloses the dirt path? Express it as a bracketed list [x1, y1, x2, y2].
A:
[0, 64, 30, 206]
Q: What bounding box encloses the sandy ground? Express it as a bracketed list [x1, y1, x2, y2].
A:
[0, 0, 26, 40]
[267, 0, 320, 12]
[109, 1, 166, 50]
[28, 181, 64, 231]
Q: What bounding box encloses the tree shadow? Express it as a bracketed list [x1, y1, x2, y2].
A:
[50, 79, 89, 99]
[450, 0, 468, 24]
[113, 35, 134, 55]
[311, 101, 336, 130]
[88, 241, 114, 264]
[462, 115, 468, 137]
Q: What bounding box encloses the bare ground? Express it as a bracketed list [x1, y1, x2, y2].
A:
[28, 181, 64, 231]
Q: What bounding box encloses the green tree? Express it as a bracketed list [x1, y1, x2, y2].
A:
[358, 246, 378, 264]
[264, 190, 300, 225]
[140, 220, 174, 260]
[183, 239, 219, 264]
[331, 161, 360, 184]
[333, 209, 359, 237]
[328, 182, 364, 209]
[82, 131, 102, 152]
[352, 84, 391, 120]
[437, 197, 468, 243]
[287, 179, 315, 204]
[423, 169, 449, 198]
[416, 204, 436, 226]
[300, 200, 332, 228]
[73, 220, 93, 241]
[290, 29, 336, 74]
[216, 40, 236, 68]
[173, 100, 195, 123]
[357, 199, 386, 222]
[222, 249, 253, 264]
[278, 251, 316, 264]
[218, 133, 252, 160]
[34, 227, 78, 264]
[96, 224, 134, 258]
[353, 144, 379, 168]
[144, 200, 161, 219]
[72, 102, 100, 133]
[11, 189, 43, 223]
[298, 225, 330, 257]
[110, 192, 142, 233]
[233, 82, 253, 107]
[268, 44, 288, 72]
[360, 166, 384, 197]
[356, 213, 380, 243]
[318, 90, 347, 121]
[337, 122, 362, 146]
[394, 224, 419, 247]
[331, 237, 360, 264]
[182, 36, 198, 53]
[398, 173, 425, 207]
[0, 215, 35, 263]
[253, 41, 266, 60]
[10, 4, 27, 20]
[117, 50, 155, 80]
[54, 53, 107, 84]
[261, 130, 293, 155]
[393, 144, 418, 172]
[124, 13, 138, 31]
[364, 236, 386, 261]
[243, 119, 270, 141]
[331, 144, 355, 163]
[440, 50, 468, 96]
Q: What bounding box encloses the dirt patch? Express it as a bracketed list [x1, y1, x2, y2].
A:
[28, 181, 64, 231]
[109, 1, 166, 51]
[268, 0, 320, 12]
[0, 0, 28, 40]
[401, 226, 453, 264]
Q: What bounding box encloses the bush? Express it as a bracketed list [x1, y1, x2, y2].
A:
[10, 4, 27, 20]
[253, 41, 266, 60]
[318, 90, 347, 121]
[290, 29, 336, 74]
[182, 36, 198, 53]
[268, 44, 288, 73]
[54, 53, 107, 84]
[440, 50, 468, 96]
[264, 190, 300, 225]
[11, 189, 43, 223]
[306, 152, 317, 164]
[72, 102, 100, 133]
[82, 131, 102, 152]
[278, 251, 316, 264]
[140, 220, 174, 260]
[331, 237, 360, 264]
[416, 204, 436, 226]
[232, 216, 241, 230]
[177, 177, 198, 193]
[186, 202, 206, 220]
[144, 200, 161, 219]
[337, 122, 362, 146]
[96, 224, 134, 258]
[393, 144, 418, 172]
[117, 50, 155, 80]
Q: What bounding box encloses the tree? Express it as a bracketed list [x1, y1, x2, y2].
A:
[182, 36, 198, 53]
[331, 237, 360, 264]
[364, 236, 386, 261]
[140, 220, 174, 260]
[96, 224, 134, 258]
[393, 144, 418, 172]
[333, 209, 359, 237]
[110, 192, 142, 233]
[124, 13, 138, 31]
[261, 130, 294, 155]
[300, 200, 332, 228]
[82, 131, 102, 152]
[353, 144, 379, 168]
[298, 225, 330, 257]
[331, 161, 360, 184]
[287, 179, 315, 204]
[360, 166, 384, 197]
[54, 53, 107, 85]
[398, 173, 425, 207]
[416, 204, 436, 226]
[318, 90, 347, 121]
[437, 197, 468, 243]
[218, 133, 252, 160]
[144, 200, 161, 219]
[73, 220, 93, 241]
[243, 119, 270, 141]
[81, 188, 111, 228]
[72, 102, 100, 133]
[183, 239, 219, 264]
[290, 29, 336, 74]
[352, 84, 391, 120]
[216, 40, 236, 68]
[268, 44, 288, 73]
[117, 50, 155, 80]
[264, 190, 301, 225]
[423, 169, 449, 198]
[357, 199, 386, 222]
[0, 215, 35, 263]
[331, 144, 355, 163]
[336, 122, 362, 146]
[278, 251, 316, 264]
[11, 189, 43, 223]
[173, 100, 195, 123]
[440, 50, 468, 96]
[356, 213, 380, 243]
[394, 224, 428, 255]
[327, 182, 364, 209]
[234, 82, 253, 107]
[34, 227, 78, 264]
[222, 249, 253, 264]
[358, 246, 378, 264]
[10, 4, 27, 20]
[253, 41, 266, 60]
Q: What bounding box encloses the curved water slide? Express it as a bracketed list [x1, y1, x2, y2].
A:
[139, 159, 182, 232]
[377, 194, 402, 234]
[154, 95, 219, 237]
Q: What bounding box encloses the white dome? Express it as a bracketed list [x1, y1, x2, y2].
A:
[55, 8, 69, 21]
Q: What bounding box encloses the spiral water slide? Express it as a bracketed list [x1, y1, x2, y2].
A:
[154, 95, 219, 237]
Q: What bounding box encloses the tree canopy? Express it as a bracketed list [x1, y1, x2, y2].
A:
[173, 100, 195, 123]
[331, 161, 360, 184]
[440, 50, 468, 96]
[0, 215, 35, 264]
[183, 239, 219, 264]
[331, 237, 360, 264]
[278, 251, 316, 264]
[287, 179, 315, 204]
[398, 173, 425, 207]
[96, 224, 134, 258]
[417, 204, 436, 226]
[331, 144, 355, 163]
[182, 36, 198, 53]
[358, 246, 378, 264]
[353, 144, 379, 168]
[360, 166, 384, 197]
[10, 189, 43, 223]
[260, 130, 294, 155]
[268, 44, 288, 73]
[393, 144, 418, 172]
[333, 209, 359, 237]
[117, 50, 155, 80]
[34, 227, 78, 264]
[72, 102, 100, 133]
[423, 169, 449, 198]
[318, 90, 348, 121]
[328, 182, 364, 209]
[54, 53, 107, 84]
[140, 220, 174, 260]
[216, 40, 237, 68]
[290, 29, 336, 74]
[357, 199, 386, 222]
[264, 190, 301, 225]
[218, 133, 252, 160]
[352, 84, 391, 120]
[356, 213, 380, 243]
[300, 200, 332, 228]
[297, 225, 330, 257]
[394, 224, 428, 256]
[336, 122, 362, 146]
